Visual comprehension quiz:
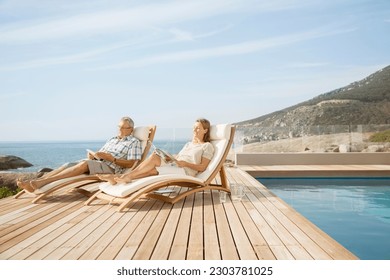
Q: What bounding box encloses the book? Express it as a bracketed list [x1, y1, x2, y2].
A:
[154, 148, 177, 164]
[86, 149, 101, 160]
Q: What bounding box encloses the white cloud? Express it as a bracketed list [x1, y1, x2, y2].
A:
[167, 28, 195, 41]
[0, 40, 146, 71]
[0, 0, 309, 44]
[282, 62, 330, 69]
[91, 27, 356, 70]
[0, 1, 236, 43]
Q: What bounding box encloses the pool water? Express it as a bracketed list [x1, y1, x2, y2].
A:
[257, 178, 390, 260]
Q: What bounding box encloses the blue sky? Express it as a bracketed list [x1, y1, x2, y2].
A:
[1, 0, 389, 141]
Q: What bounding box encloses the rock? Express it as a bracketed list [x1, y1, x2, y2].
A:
[0, 172, 40, 191]
[338, 144, 350, 153]
[0, 155, 33, 171]
[38, 167, 54, 173]
[362, 145, 385, 152]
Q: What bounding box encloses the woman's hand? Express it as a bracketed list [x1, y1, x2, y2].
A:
[176, 160, 187, 168]
[176, 157, 211, 173]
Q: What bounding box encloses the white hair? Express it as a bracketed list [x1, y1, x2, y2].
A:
[121, 116, 134, 127]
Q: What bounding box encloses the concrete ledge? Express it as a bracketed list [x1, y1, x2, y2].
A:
[239, 164, 390, 178]
[236, 152, 390, 165]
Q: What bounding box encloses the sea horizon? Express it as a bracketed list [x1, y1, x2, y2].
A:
[0, 140, 188, 173]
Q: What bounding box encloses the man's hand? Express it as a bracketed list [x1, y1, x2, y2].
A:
[94, 152, 114, 162]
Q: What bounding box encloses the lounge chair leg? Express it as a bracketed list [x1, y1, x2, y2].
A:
[84, 190, 101, 206]
[31, 193, 47, 204]
[117, 201, 131, 212]
[14, 190, 26, 199]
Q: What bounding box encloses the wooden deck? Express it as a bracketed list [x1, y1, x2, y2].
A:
[0, 167, 357, 260]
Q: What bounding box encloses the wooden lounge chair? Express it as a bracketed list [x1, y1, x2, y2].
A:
[85, 124, 235, 212]
[14, 125, 156, 203]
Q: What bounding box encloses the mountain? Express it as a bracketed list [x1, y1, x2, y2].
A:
[235, 65, 390, 148]
[237, 65, 390, 128]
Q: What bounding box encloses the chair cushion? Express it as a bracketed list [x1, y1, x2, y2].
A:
[100, 174, 203, 197]
[210, 123, 231, 140]
[133, 126, 151, 141]
[133, 126, 151, 152]
[196, 124, 231, 182]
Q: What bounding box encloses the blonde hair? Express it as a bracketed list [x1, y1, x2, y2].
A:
[196, 118, 211, 142]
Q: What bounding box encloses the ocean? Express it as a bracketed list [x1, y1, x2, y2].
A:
[0, 140, 188, 173]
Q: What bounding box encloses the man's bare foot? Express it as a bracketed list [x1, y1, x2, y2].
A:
[97, 174, 117, 185]
[17, 179, 35, 193]
[29, 180, 41, 190]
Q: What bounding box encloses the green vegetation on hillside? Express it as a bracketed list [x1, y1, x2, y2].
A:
[369, 130, 390, 142]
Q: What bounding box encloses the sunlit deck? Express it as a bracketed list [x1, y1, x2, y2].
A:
[0, 167, 357, 260]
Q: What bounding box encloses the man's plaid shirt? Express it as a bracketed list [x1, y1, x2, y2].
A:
[99, 135, 142, 173]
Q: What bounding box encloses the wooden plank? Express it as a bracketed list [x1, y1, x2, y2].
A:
[79, 200, 147, 260]
[233, 200, 276, 260]
[203, 190, 221, 260]
[0, 198, 85, 254]
[0, 200, 70, 237]
[31, 205, 112, 260]
[168, 191, 194, 260]
[269, 195, 357, 259]
[187, 191, 204, 260]
[212, 191, 239, 260]
[226, 170, 276, 259]
[231, 169, 316, 259]
[269, 245, 295, 260]
[0, 203, 41, 225]
[223, 196, 258, 260]
[247, 184, 324, 259]
[132, 201, 174, 260]
[95, 199, 154, 260]
[5, 203, 96, 260]
[228, 169, 294, 259]
[61, 209, 126, 260]
[150, 188, 187, 260]
[0, 196, 34, 216]
[115, 199, 165, 260]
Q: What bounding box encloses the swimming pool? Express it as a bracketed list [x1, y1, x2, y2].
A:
[257, 178, 390, 260]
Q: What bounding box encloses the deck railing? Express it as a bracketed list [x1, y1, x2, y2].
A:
[234, 124, 390, 153]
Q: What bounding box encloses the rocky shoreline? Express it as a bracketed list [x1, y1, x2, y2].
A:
[0, 172, 41, 191]
[0, 155, 45, 190]
[0, 155, 33, 171]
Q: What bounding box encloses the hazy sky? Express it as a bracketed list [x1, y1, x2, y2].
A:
[1, 0, 389, 141]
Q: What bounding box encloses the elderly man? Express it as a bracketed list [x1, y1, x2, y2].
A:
[17, 116, 142, 192]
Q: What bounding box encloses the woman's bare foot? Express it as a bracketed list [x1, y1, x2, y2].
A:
[113, 173, 132, 184]
[16, 179, 35, 193]
[114, 177, 132, 184]
[97, 174, 117, 185]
